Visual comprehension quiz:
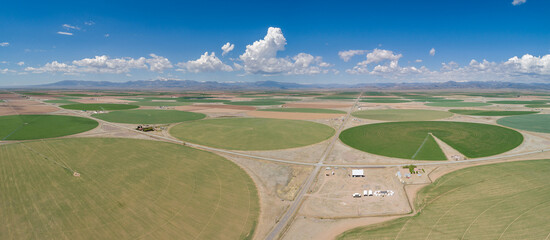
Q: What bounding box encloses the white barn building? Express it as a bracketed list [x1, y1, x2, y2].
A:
[352, 169, 365, 177]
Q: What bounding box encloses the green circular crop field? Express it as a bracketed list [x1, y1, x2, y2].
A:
[61, 103, 139, 111]
[352, 109, 453, 121]
[92, 109, 206, 124]
[425, 102, 492, 107]
[339, 121, 523, 160]
[0, 138, 259, 239]
[488, 100, 548, 105]
[0, 115, 98, 140]
[449, 109, 539, 116]
[497, 114, 550, 133]
[170, 118, 335, 150]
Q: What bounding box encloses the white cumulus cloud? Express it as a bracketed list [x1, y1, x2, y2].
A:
[62, 24, 80, 30]
[221, 42, 235, 56]
[338, 50, 367, 62]
[57, 31, 73, 36]
[346, 48, 427, 75]
[504, 54, 550, 75]
[0, 42, 9, 47]
[1, 68, 16, 74]
[17, 61, 24, 66]
[429, 48, 436, 56]
[177, 52, 233, 73]
[25, 54, 172, 74]
[239, 27, 331, 75]
[512, 0, 526, 5]
[364, 49, 402, 64]
[146, 54, 173, 72]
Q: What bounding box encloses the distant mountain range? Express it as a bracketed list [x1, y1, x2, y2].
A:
[5, 79, 550, 91]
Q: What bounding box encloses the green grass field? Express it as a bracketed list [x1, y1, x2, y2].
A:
[60, 103, 139, 111]
[0, 115, 98, 140]
[360, 99, 411, 103]
[57, 96, 81, 100]
[410, 99, 463, 103]
[225, 100, 285, 106]
[425, 102, 492, 107]
[0, 138, 259, 240]
[352, 109, 453, 121]
[449, 109, 539, 116]
[362, 97, 402, 100]
[497, 114, 550, 133]
[44, 99, 78, 104]
[404, 95, 444, 99]
[254, 98, 301, 101]
[63, 93, 95, 97]
[170, 118, 335, 150]
[363, 91, 390, 96]
[410, 134, 447, 160]
[258, 108, 346, 114]
[92, 109, 205, 124]
[525, 104, 550, 108]
[488, 100, 548, 105]
[339, 121, 523, 159]
[133, 101, 192, 106]
[177, 99, 230, 103]
[315, 96, 356, 100]
[338, 159, 550, 240]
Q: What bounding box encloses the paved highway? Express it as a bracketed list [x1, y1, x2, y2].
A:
[264, 92, 363, 240]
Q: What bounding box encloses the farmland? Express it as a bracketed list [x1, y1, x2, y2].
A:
[339, 121, 523, 159]
[0, 138, 259, 240]
[0, 115, 98, 140]
[92, 109, 205, 124]
[225, 100, 286, 106]
[338, 160, 550, 240]
[360, 99, 411, 103]
[352, 109, 453, 121]
[258, 107, 346, 114]
[425, 102, 492, 107]
[497, 114, 550, 133]
[488, 100, 548, 105]
[170, 118, 335, 150]
[61, 103, 139, 111]
[449, 109, 539, 116]
[3, 89, 550, 240]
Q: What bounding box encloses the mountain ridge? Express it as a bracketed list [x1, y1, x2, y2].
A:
[4, 79, 550, 91]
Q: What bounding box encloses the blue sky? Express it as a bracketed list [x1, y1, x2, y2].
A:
[1, 0, 549, 86]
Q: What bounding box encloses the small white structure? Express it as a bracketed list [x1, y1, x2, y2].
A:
[368, 190, 373, 196]
[363, 190, 369, 196]
[352, 169, 365, 177]
[352, 193, 361, 198]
